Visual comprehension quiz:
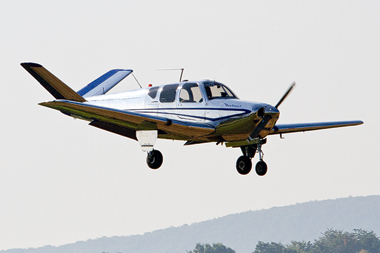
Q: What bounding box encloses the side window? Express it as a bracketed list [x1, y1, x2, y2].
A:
[148, 86, 159, 98]
[160, 84, 178, 103]
[179, 83, 203, 103]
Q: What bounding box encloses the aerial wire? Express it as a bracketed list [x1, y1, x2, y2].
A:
[132, 73, 142, 89]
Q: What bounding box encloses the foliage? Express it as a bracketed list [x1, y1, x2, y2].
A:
[253, 241, 297, 253]
[188, 229, 380, 253]
[253, 229, 380, 253]
[188, 243, 236, 253]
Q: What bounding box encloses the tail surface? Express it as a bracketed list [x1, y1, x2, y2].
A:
[21, 62, 86, 102]
[77, 69, 133, 98]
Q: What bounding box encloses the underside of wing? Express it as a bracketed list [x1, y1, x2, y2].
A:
[39, 100, 215, 141]
[270, 120, 363, 135]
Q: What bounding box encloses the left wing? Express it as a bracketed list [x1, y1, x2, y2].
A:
[269, 120, 363, 135]
[40, 100, 216, 141]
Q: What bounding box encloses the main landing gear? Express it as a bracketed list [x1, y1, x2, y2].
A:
[146, 149, 163, 169]
[236, 139, 268, 176]
[136, 130, 163, 170]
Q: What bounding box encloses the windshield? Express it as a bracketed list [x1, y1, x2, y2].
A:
[203, 82, 238, 100]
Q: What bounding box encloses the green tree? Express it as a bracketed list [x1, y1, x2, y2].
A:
[253, 241, 297, 253]
[313, 229, 359, 253]
[188, 243, 236, 253]
[286, 240, 314, 252]
[352, 229, 380, 253]
[253, 229, 380, 253]
[313, 229, 380, 253]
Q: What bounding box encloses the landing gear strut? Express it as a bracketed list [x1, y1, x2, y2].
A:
[146, 149, 163, 169]
[136, 129, 163, 169]
[236, 139, 268, 176]
[254, 141, 267, 176]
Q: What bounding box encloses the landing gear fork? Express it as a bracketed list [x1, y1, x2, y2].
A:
[236, 139, 268, 176]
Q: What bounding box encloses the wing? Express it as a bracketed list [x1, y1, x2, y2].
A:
[39, 100, 215, 141]
[269, 120, 363, 135]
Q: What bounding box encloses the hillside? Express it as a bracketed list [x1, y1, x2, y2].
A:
[2, 195, 380, 253]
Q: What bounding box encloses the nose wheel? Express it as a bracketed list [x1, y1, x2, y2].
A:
[255, 160, 267, 176]
[236, 140, 268, 176]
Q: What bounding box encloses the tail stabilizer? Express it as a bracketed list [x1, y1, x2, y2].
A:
[77, 69, 133, 98]
[21, 62, 86, 102]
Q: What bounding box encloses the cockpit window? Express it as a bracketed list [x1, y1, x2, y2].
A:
[160, 84, 178, 103]
[179, 83, 203, 103]
[204, 82, 238, 100]
[148, 86, 159, 98]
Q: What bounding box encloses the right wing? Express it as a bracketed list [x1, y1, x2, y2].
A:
[269, 120, 363, 135]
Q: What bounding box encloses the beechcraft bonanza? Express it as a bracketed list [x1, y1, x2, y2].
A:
[22, 62, 363, 176]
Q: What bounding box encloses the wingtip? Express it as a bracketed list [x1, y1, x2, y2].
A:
[20, 62, 42, 68]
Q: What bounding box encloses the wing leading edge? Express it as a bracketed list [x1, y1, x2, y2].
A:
[270, 120, 363, 135]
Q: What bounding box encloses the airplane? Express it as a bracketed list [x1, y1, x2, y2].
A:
[21, 62, 363, 176]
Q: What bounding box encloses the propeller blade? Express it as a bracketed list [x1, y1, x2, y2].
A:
[275, 82, 296, 109]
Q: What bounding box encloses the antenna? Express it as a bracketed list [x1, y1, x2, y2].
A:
[132, 73, 142, 89]
[157, 68, 185, 82]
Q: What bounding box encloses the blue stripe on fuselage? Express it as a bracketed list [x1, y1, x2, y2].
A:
[128, 107, 251, 122]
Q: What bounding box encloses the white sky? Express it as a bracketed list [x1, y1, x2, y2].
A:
[1, 0, 379, 250]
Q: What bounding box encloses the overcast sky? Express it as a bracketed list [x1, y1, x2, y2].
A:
[1, 0, 379, 250]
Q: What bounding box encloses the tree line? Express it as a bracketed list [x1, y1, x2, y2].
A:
[188, 229, 380, 253]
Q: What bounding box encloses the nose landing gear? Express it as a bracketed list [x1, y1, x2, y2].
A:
[255, 161, 267, 176]
[236, 139, 268, 176]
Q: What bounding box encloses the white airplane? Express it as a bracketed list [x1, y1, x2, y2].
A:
[21, 62, 363, 176]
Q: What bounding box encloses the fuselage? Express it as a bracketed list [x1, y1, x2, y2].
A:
[85, 80, 280, 142]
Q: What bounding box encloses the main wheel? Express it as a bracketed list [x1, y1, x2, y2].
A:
[236, 156, 252, 175]
[146, 150, 163, 169]
[255, 160, 267, 176]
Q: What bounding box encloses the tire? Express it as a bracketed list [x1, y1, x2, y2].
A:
[255, 161, 267, 176]
[146, 150, 163, 169]
[236, 156, 252, 175]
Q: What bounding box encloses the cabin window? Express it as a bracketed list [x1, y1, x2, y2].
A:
[204, 82, 237, 100]
[148, 86, 159, 98]
[179, 83, 203, 103]
[160, 84, 178, 103]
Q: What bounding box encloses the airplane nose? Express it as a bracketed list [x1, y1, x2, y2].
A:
[252, 104, 279, 118]
[265, 105, 280, 114]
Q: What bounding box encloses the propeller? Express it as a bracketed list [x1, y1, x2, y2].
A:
[249, 82, 296, 139]
[275, 82, 296, 109]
